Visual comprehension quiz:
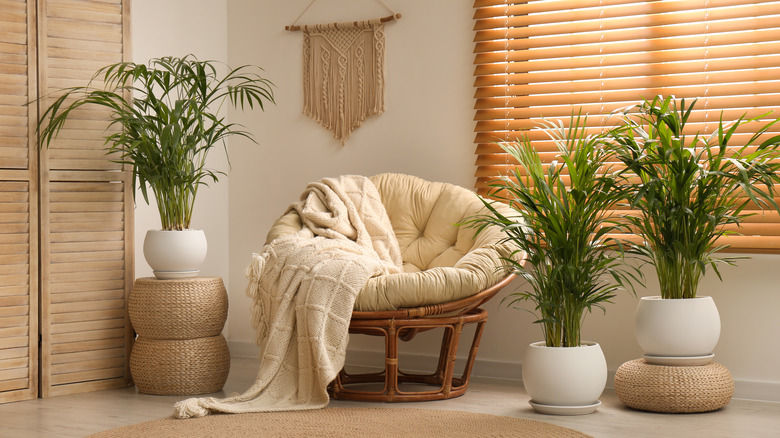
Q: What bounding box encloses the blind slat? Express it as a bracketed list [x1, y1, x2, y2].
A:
[475, 55, 780, 86]
[475, 83, 780, 110]
[475, 69, 780, 99]
[475, 132, 777, 146]
[474, 97, 780, 124]
[474, 2, 780, 31]
[474, 0, 774, 19]
[474, 25, 780, 55]
[474, 40, 780, 67]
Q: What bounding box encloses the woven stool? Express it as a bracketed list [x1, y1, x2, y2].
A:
[614, 359, 734, 413]
[128, 277, 230, 395]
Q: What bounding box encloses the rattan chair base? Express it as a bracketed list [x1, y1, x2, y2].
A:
[329, 275, 515, 403]
[614, 358, 734, 413]
[330, 308, 488, 402]
[130, 335, 231, 395]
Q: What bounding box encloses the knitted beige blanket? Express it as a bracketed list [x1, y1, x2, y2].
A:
[173, 175, 402, 418]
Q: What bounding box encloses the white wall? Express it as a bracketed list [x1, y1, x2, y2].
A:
[131, 0, 231, 295]
[131, 0, 780, 402]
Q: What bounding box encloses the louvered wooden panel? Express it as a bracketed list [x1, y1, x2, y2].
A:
[0, 0, 38, 405]
[37, 0, 132, 397]
[0, 181, 38, 403]
[41, 0, 124, 171]
[40, 178, 131, 396]
[0, 0, 33, 170]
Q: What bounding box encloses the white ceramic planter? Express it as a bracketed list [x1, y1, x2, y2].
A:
[635, 296, 720, 361]
[143, 229, 208, 279]
[522, 341, 607, 415]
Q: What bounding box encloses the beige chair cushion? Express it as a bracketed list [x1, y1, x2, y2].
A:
[264, 173, 515, 311]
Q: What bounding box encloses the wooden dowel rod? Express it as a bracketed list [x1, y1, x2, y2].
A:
[285, 13, 401, 31]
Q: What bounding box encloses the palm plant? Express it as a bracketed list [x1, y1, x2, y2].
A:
[610, 95, 780, 299]
[37, 54, 275, 230]
[464, 114, 638, 347]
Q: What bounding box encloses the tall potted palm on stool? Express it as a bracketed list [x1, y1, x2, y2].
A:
[464, 113, 639, 415]
[37, 55, 275, 278]
[610, 95, 780, 364]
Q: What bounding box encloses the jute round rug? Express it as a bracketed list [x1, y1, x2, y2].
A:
[89, 407, 591, 437]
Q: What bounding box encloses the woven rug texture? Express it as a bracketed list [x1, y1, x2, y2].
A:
[88, 407, 591, 438]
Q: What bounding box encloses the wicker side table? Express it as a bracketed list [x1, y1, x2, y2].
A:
[614, 359, 734, 413]
[128, 277, 230, 395]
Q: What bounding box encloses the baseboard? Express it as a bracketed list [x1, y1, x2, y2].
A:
[227, 340, 780, 403]
[732, 379, 780, 402]
[228, 340, 259, 359]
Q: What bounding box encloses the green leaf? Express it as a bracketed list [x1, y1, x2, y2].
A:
[463, 112, 639, 347]
[609, 95, 780, 298]
[35, 55, 276, 230]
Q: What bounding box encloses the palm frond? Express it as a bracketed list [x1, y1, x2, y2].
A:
[463, 112, 640, 347]
[609, 95, 780, 298]
[36, 55, 275, 230]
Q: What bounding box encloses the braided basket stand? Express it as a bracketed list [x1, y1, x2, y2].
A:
[614, 359, 734, 413]
[128, 277, 230, 395]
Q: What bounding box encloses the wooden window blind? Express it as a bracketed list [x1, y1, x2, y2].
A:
[473, 0, 780, 253]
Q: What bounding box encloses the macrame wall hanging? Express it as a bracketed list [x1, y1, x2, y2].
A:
[286, 0, 401, 145]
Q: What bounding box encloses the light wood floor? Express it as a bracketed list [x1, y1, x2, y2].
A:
[1, 356, 778, 437]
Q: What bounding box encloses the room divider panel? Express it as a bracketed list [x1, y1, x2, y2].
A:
[0, 0, 133, 403]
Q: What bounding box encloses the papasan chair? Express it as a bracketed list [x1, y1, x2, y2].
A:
[264, 173, 522, 402]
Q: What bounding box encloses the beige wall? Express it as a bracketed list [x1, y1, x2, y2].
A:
[133, 0, 780, 401]
[224, 0, 479, 350]
[131, 0, 231, 295]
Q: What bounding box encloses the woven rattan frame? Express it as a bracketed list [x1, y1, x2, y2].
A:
[329, 274, 515, 402]
[614, 358, 734, 413]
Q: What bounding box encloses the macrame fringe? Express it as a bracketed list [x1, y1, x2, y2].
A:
[302, 20, 386, 145]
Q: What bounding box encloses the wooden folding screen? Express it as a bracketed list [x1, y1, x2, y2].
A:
[0, 0, 132, 402]
[0, 0, 39, 404]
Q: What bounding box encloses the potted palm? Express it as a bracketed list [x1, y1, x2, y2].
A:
[37, 55, 275, 278]
[464, 114, 638, 415]
[610, 95, 780, 363]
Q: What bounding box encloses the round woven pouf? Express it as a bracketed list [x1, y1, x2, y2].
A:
[129, 277, 230, 395]
[130, 336, 230, 395]
[614, 359, 734, 413]
[129, 277, 228, 338]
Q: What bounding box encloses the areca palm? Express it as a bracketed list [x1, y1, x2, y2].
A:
[464, 114, 639, 347]
[610, 95, 780, 299]
[37, 54, 275, 230]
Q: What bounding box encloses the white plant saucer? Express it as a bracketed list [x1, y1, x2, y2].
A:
[152, 269, 200, 279]
[528, 400, 601, 416]
[642, 353, 714, 366]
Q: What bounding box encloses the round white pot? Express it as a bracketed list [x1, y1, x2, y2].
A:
[522, 341, 607, 415]
[635, 296, 720, 360]
[143, 229, 207, 279]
